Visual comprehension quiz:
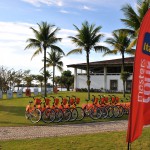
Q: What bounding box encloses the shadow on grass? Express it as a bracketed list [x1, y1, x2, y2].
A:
[0, 105, 25, 117]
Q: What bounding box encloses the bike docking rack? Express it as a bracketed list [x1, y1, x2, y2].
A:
[25, 95, 130, 124]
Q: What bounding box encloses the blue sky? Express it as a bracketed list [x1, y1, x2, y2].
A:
[0, 0, 136, 75]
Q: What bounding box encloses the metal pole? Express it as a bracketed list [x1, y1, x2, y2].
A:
[127, 142, 131, 150]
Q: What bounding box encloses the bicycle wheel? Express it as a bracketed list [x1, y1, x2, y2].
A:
[90, 107, 102, 120]
[54, 108, 63, 123]
[42, 108, 55, 123]
[117, 105, 124, 118]
[83, 106, 89, 117]
[30, 109, 41, 123]
[69, 108, 78, 121]
[107, 106, 114, 118]
[76, 107, 85, 121]
[63, 108, 72, 122]
[113, 106, 120, 118]
[100, 107, 108, 119]
[25, 111, 30, 120]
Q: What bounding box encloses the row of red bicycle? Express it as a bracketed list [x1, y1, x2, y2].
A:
[25, 95, 130, 123]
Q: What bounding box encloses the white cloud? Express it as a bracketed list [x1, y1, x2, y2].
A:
[59, 10, 69, 14]
[0, 22, 80, 75]
[82, 5, 93, 11]
[0, 22, 42, 74]
[0, 21, 116, 76]
[22, 0, 134, 10]
[22, 0, 64, 7]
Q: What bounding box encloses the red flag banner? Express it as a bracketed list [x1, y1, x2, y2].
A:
[127, 9, 150, 143]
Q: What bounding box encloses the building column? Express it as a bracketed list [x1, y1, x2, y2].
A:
[74, 68, 77, 91]
[104, 66, 107, 91]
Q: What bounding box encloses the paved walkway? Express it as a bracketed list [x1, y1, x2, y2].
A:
[0, 120, 128, 140]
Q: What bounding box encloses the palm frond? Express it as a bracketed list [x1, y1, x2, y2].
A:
[50, 45, 65, 55]
[121, 4, 140, 30]
[103, 49, 118, 56]
[31, 48, 42, 60]
[66, 48, 82, 56]
[94, 46, 110, 53]
[127, 38, 137, 49]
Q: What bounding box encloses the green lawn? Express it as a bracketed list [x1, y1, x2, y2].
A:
[0, 92, 127, 126]
[0, 128, 150, 150]
[0, 92, 149, 150]
[0, 91, 130, 127]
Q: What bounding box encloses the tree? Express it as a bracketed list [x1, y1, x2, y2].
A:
[35, 75, 44, 92]
[14, 69, 23, 91]
[67, 21, 108, 100]
[104, 30, 135, 97]
[121, 0, 150, 48]
[45, 50, 64, 92]
[120, 71, 131, 92]
[25, 21, 63, 96]
[54, 76, 61, 86]
[61, 70, 74, 91]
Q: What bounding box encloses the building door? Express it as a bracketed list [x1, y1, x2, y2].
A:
[110, 80, 118, 91]
[126, 80, 132, 91]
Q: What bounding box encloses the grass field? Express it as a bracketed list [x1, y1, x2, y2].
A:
[0, 92, 150, 149]
[0, 91, 129, 127]
[0, 127, 150, 150]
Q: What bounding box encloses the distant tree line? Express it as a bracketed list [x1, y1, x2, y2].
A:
[0, 66, 74, 92]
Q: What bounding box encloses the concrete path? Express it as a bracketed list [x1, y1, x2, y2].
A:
[0, 120, 128, 140]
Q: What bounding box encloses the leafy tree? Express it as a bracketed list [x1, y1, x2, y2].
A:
[14, 70, 23, 91]
[67, 21, 108, 100]
[61, 70, 74, 91]
[121, 0, 150, 48]
[54, 76, 61, 87]
[104, 30, 135, 97]
[25, 21, 63, 96]
[35, 75, 44, 92]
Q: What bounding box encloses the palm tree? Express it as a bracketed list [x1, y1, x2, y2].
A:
[104, 30, 135, 97]
[25, 21, 63, 96]
[121, 0, 150, 48]
[36, 75, 44, 92]
[67, 21, 108, 100]
[45, 50, 63, 92]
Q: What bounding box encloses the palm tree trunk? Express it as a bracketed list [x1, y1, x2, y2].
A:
[122, 52, 125, 97]
[53, 65, 55, 92]
[41, 82, 42, 93]
[86, 51, 90, 100]
[44, 47, 47, 97]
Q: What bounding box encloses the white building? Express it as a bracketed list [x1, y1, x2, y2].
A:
[67, 57, 134, 92]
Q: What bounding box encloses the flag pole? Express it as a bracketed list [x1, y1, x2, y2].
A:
[127, 142, 131, 150]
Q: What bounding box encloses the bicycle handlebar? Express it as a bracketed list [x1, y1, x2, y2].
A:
[92, 95, 95, 98]
[72, 95, 76, 99]
[66, 96, 70, 99]
[58, 96, 63, 98]
[49, 96, 55, 100]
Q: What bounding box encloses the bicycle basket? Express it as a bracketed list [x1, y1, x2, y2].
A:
[70, 98, 74, 105]
[76, 98, 80, 104]
[101, 97, 105, 104]
[45, 98, 50, 105]
[111, 97, 115, 103]
[94, 98, 98, 104]
[34, 98, 41, 105]
[54, 98, 59, 105]
[62, 98, 67, 105]
[104, 97, 108, 103]
[116, 97, 119, 103]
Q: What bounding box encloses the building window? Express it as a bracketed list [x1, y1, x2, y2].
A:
[126, 80, 132, 91]
[110, 80, 118, 91]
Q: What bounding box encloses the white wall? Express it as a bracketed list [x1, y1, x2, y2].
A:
[77, 75, 104, 89]
[76, 74, 133, 91]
